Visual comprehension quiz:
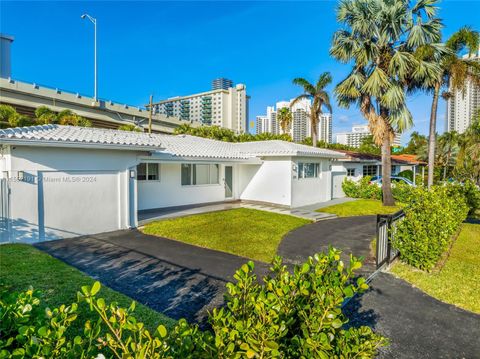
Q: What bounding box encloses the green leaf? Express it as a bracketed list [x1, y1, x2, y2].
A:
[91, 281, 101, 296]
[156, 325, 167, 338]
[332, 319, 343, 329]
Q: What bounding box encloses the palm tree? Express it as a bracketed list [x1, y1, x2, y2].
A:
[456, 111, 480, 184]
[35, 106, 58, 124]
[0, 104, 33, 128]
[425, 27, 480, 187]
[437, 131, 459, 180]
[291, 72, 332, 146]
[331, 0, 442, 206]
[277, 107, 293, 134]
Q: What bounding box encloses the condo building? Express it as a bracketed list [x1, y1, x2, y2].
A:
[256, 98, 332, 143]
[446, 52, 480, 133]
[153, 81, 248, 133]
[336, 124, 401, 147]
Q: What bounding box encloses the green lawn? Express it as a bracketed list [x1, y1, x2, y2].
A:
[390, 224, 480, 313]
[317, 199, 402, 217]
[141, 208, 311, 262]
[0, 244, 176, 336]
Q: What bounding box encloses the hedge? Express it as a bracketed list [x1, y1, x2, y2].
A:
[392, 185, 469, 271]
[342, 176, 414, 203]
[0, 248, 387, 358]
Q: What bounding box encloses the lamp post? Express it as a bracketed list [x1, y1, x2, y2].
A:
[81, 13, 97, 102]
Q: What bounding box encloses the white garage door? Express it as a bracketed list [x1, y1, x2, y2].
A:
[40, 171, 121, 239]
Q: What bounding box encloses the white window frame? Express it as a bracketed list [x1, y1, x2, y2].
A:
[181, 164, 220, 186]
[298, 162, 321, 179]
[137, 163, 160, 181]
[347, 168, 356, 177]
[362, 165, 377, 177]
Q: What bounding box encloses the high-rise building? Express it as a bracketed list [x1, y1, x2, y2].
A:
[153, 83, 248, 133]
[256, 98, 332, 143]
[336, 124, 401, 147]
[446, 52, 480, 133]
[211, 78, 233, 90]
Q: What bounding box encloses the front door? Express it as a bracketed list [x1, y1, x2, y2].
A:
[225, 166, 233, 199]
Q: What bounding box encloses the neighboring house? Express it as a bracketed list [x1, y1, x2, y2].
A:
[330, 150, 426, 198]
[0, 125, 344, 242]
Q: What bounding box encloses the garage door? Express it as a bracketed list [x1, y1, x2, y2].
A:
[40, 171, 121, 240]
[331, 172, 346, 199]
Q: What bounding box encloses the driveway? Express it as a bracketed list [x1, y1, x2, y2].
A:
[278, 215, 377, 276]
[344, 272, 480, 358]
[34, 229, 268, 327]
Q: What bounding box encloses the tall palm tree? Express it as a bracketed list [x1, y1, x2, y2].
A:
[425, 27, 480, 187]
[277, 107, 293, 134]
[291, 72, 332, 146]
[331, 0, 443, 206]
[456, 111, 480, 184]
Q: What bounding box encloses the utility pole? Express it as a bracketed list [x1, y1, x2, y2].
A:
[148, 95, 153, 134]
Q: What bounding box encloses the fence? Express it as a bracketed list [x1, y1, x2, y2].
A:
[376, 209, 405, 269]
[0, 178, 10, 243]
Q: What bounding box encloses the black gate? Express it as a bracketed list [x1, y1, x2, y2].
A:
[376, 209, 404, 269]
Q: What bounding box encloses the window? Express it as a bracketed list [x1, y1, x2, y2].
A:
[363, 165, 377, 176]
[137, 163, 159, 181]
[347, 168, 356, 177]
[298, 162, 320, 179]
[181, 164, 219, 185]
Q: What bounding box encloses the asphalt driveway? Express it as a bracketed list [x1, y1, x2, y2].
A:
[345, 272, 480, 358]
[35, 229, 268, 327]
[278, 215, 377, 276]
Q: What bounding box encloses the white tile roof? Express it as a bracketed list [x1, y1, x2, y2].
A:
[0, 125, 344, 160]
[0, 124, 164, 150]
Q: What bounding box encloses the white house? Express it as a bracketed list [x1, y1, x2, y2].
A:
[0, 125, 345, 243]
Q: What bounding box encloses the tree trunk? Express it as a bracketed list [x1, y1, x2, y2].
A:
[381, 133, 395, 206]
[311, 108, 318, 147]
[427, 82, 441, 188]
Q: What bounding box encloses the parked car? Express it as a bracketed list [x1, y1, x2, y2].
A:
[369, 176, 415, 187]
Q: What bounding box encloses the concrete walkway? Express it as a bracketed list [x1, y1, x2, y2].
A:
[35, 230, 268, 327]
[241, 202, 336, 221]
[296, 197, 358, 211]
[344, 272, 480, 358]
[278, 215, 377, 277]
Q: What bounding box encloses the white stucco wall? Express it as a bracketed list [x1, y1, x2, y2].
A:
[239, 158, 292, 206]
[137, 162, 227, 210]
[2, 146, 141, 242]
[291, 158, 332, 207]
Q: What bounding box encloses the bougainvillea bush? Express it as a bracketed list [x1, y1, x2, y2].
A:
[0, 248, 387, 358]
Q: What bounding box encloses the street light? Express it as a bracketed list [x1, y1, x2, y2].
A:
[81, 13, 97, 102]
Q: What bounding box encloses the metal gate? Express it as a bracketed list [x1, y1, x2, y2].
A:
[376, 209, 404, 269]
[0, 178, 10, 243]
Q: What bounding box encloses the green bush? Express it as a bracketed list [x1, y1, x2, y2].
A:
[397, 170, 413, 181]
[342, 176, 382, 200]
[0, 249, 387, 358]
[445, 180, 480, 216]
[392, 186, 469, 271]
[343, 176, 415, 203]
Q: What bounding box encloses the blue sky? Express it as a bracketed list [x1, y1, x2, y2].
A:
[1, 1, 479, 144]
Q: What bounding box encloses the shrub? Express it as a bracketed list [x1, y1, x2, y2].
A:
[392, 186, 469, 271]
[445, 180, 480, 216]
[342, 176, 382, 200]
[397, 170, 413, 181]
[0, 249, 387, 358]
[391, 181, 414, 203]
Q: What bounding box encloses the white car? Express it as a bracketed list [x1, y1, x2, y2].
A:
[369, 176, 415, 186]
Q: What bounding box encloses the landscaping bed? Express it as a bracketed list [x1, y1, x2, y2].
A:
[316, 199, 401, 217]
[140, 208, 311, 262]
[0, 244, 176, 336]
[390, 223, 480, 313]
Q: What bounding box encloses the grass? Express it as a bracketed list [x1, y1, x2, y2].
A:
[141, 208, 311, 262]
[390, 223, 480, 313]
[0, 244, 176, 336]
[317, 199, 402, 217]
